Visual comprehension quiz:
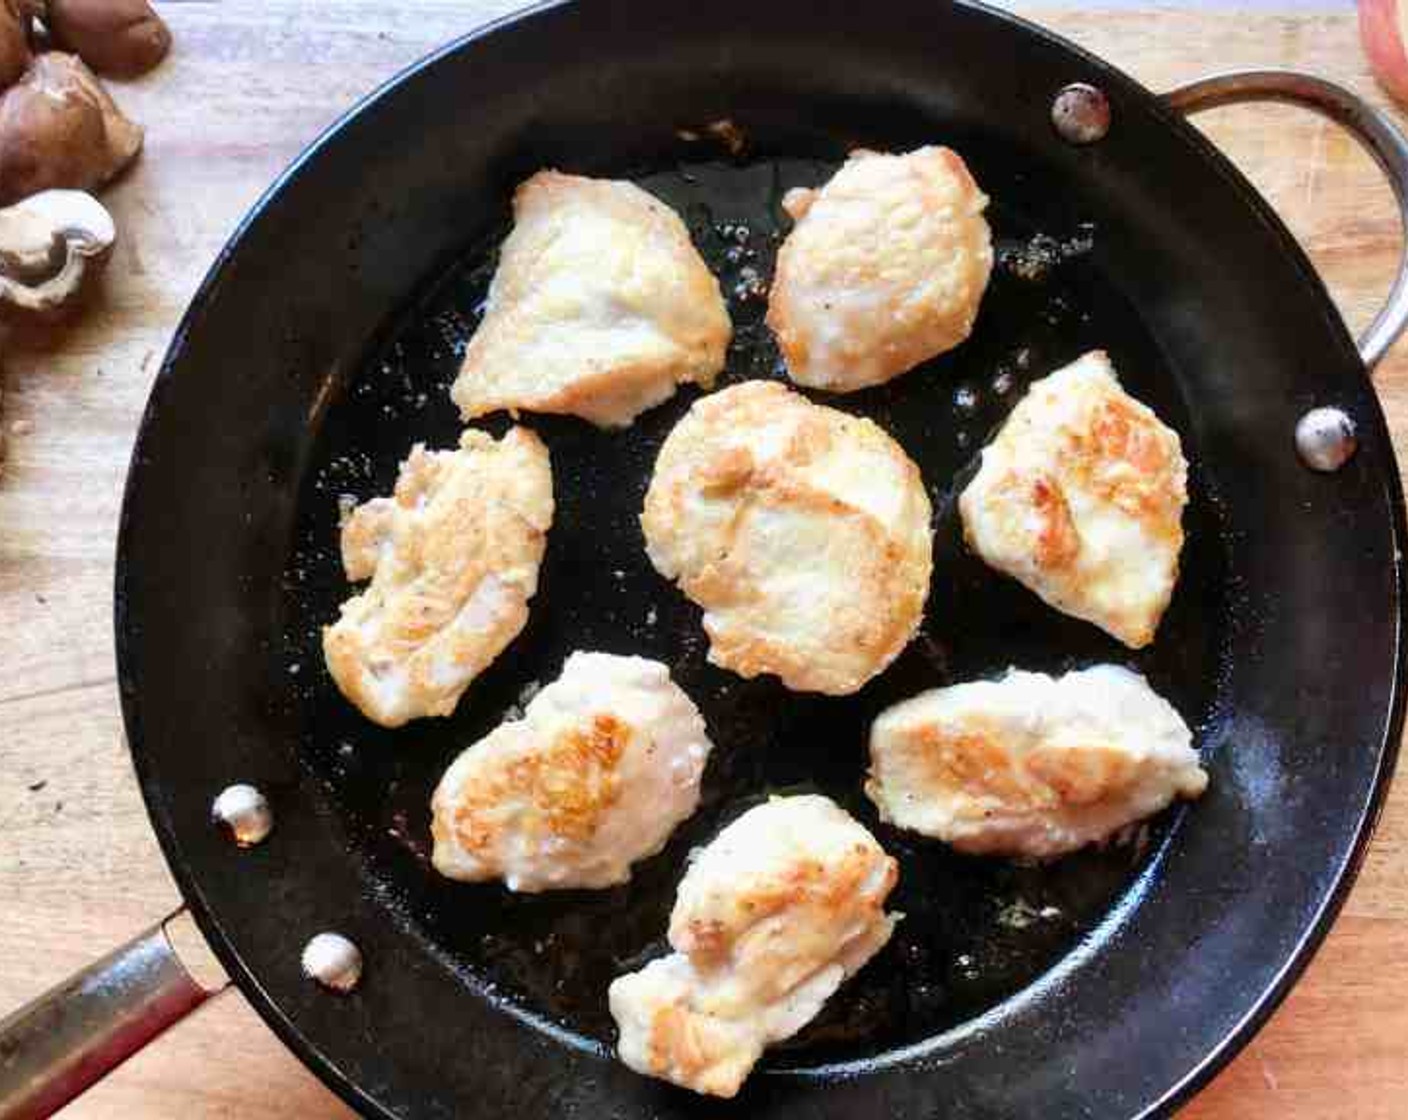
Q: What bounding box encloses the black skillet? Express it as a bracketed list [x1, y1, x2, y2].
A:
[2, 2, 1406, 1118]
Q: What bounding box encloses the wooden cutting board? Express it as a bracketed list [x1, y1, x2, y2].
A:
[1, 2, 1404, 1117]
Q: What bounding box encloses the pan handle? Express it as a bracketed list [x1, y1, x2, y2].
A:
[0, 909, 227, 1120]
[1164, 69, 1408, 370]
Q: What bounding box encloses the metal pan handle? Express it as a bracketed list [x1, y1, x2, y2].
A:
[0, 909, 227, 1120]
[1164, 69, 1408, 370]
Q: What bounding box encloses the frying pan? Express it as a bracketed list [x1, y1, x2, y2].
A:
[2, 2, 1406, 1117]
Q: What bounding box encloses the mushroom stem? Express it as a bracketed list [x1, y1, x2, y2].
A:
[0, 188, 114, 319]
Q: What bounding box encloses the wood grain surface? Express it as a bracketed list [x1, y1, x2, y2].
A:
[1, 2, 1405, 1116]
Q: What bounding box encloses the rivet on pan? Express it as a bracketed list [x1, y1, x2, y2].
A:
[211, 783, 273, 847]
[1295, 406, 1358, 472]
[1051, 83, 1111, 145]
[302, 932, 364, 993]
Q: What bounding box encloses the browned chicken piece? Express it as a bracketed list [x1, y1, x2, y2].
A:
[959, 351, 1188, 648]
[451, 170, 731, 428]
[867, 665, 1207, 858]
[323, 427, 552, 727]
[641, 381, 932, 695]
[609, 795, 899, 1097]
[767, 146, 992, 391]
[430, 652, 714, 892]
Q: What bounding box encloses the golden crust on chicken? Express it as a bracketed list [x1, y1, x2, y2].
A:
[959, 351, 1187, 647]
[767, 146, 992, 391]
[641, 380, 932, 695]
[323, 427, 552, 727]
[451, 170, 731, 428]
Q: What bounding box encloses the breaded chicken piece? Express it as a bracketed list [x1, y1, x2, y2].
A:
[767, 147, 993, 392]
[959, 352, 1188, 648]
[641, 381, 933, 695]
[450, 170, 732, 429]
[430, 652, 713, 892]
[609, 795, 898, 1097]
[866, 665, 1207, 859]
[323, 427, 552, 728]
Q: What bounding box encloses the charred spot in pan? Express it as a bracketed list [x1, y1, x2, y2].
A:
[274, 148, 1233, 1064]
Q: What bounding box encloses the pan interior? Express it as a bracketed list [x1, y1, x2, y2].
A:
[278, 145, 1228, 1067]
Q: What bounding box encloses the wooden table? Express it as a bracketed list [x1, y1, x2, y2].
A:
[2, 1, 1405, 1116]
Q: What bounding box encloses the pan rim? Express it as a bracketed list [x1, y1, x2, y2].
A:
[113, 2, 1408, 1117]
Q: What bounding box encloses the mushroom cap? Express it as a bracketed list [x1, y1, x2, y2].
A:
[0, 53, 144, 206]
